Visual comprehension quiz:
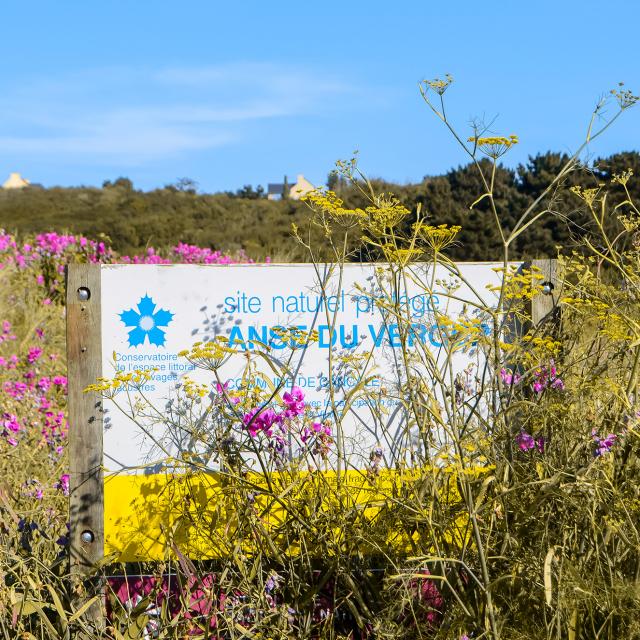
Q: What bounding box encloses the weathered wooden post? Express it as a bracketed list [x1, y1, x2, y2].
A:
[67, 263, 105, 627]
[531, 258, 563, 326]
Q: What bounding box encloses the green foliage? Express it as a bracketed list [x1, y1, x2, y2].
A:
[0, 184, 311, 261]
[225, 184, 266, 199]
[334, 151, 640, 260]
[3, 151, 640, 262]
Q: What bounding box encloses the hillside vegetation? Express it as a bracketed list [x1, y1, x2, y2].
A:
[2, 150, 639, 261]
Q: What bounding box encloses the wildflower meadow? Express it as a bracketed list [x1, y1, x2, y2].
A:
[1, 78, 640, 640]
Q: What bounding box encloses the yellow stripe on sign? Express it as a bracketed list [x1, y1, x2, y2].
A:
[104, 467, 490, 562]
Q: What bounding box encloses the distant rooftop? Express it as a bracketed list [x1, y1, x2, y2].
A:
[268, 183, 286, 196]
[2, 172, 30, 189]
[267, 174, 314, 201]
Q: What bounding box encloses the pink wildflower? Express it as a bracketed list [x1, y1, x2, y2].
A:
[23, 479, 43, 500]
[52, 375, 67, 388]
[55, 474, 70, 496]
[215, 380, 240, 404]
[500, 367, 521, 386]
[283, 386, 305, 418]
[243, 407, 280, 437]
[27, 347, 43, 364]
[0, 321, 16, 343]
[532, 360, 564, 394]
[406, 569, 444, 628]
[302, 421, 332, 445]
[3, 413, 21, 433]
[592, 429, 617, 456]
[4, 381, 29, 399]
[516, 430, 544, 453]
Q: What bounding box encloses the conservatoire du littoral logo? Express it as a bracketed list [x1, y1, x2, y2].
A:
[119, 295, 174, 347]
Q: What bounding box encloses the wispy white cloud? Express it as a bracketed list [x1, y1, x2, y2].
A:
[0, 63, 358, 165]
[154, 62, 351, 96]
[0, 130, 234, 157]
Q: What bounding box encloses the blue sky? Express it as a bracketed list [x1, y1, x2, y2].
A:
[1, 1, 638, 192]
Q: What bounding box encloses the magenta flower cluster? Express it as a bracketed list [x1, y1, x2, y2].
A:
[116, 243, 259, 265]
[283, 387, 305, 418]
[106, 571, 335, 635]
[532, 362, 564, 393]
[1, 325, 68, 455]
[55, 473, 70, 496]
[500, 361, 564, 394]
[516, 430, 545, 453]
[301, 421, 332, 444]
[0, 230, 264, 305]
[173, 242, 269, 265]
[0, 231, 265, 497]
[243, 407, 281, 438]
[240, 386, 332, 459]
[107, 573, 228, 634]
[242, 386, 308, 437]
[0, 320, 16, 343]
[592, 429, 617, 456]
[499, 368, 521, 386]
[0, 231, 111, 269]
[403, 568, 444, 628]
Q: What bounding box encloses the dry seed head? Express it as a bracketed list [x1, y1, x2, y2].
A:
[610, 84, 639, 109]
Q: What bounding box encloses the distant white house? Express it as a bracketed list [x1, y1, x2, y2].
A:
[2, 172, 30, 189]
[267, 174, 315, 201]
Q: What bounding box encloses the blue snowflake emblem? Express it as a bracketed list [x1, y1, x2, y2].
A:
[119, 295, 174, 347]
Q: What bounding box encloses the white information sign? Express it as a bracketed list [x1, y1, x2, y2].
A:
[100, 263, 507, 474]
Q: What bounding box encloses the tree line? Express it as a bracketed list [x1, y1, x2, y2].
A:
[1, 151, 638, 261]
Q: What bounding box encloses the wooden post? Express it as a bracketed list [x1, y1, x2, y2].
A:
[531, 258, 562, 326]
[67, 263, 104, 625]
